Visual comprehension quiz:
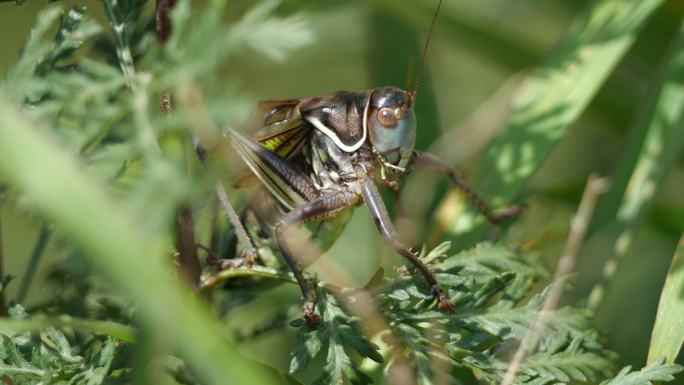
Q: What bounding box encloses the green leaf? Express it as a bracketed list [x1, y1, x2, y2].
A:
[648, 234, 684, 364]
[4, 6, 103, 101]
[44, 327, 81, 363]
[160, 0, 313, 86]
[101, 0, 144, 89]
[289, 325, 322, 374]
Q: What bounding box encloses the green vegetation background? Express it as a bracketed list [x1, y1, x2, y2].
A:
[0, 0, 682, 383]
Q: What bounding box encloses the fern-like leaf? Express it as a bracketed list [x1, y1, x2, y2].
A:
[600, 359, 683, 385]
[290, 286, 381, 385]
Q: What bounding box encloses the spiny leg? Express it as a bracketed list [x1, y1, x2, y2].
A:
[274, 192, 356, 328]
[360, 176, 453, 311]
[411, 151, 523, 224]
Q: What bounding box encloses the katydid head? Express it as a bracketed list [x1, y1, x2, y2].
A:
[368, 86, 416, 170]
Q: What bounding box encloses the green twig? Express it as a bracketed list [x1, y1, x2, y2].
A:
[0, 315, 135, 342]
[17, 225, 52, 303]
[199, 265, 296, 292]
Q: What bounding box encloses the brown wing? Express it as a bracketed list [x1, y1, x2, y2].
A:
[253, 98, 311, 159]
[258, 98, 299, 125]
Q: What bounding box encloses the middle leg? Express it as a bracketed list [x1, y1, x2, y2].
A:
[274, 191, 357, 328]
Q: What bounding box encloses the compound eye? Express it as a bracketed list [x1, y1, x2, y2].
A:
[377, 107, 398, 127]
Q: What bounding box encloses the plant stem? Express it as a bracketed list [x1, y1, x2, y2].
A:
[175, 206, 201, 287]
[214, 182, 258, 262]
[17, 225, 51, 303]
[0, 199, 5, 316]
[501, 175, 609, 385]
[156, 0, 177, 44]
[154, 0, 202, 287]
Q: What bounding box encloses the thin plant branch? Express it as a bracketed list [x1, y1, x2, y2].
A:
[17, 225, 52, 303]
[0, 315, 135, 342]
[157, 0, 173, 118]
[199, 265, 295, 291]
[0, 199, 5, 316]
[175, 206, 202, 287]
[500, 174, 609, 385]
[178, 82, 259, 262]
[214, 182, 258, 263]
[156, 0, 176, 44]
[154, 0, 202, 287]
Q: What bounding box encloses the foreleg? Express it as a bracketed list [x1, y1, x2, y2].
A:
[274, 191, 357, 328]
[360, 176, 453, 311]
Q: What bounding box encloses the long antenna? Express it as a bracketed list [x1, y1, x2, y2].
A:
[410, 0, 444, 101]
[404, 55, 415, 95]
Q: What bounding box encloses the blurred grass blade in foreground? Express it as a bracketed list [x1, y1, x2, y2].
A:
[0, 94, 280, 385]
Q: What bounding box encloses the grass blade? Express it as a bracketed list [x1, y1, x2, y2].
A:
[648, 234, 684, 364]
[587, 21, 684, 310]
[591, 20, 684, 233]
[436, 0, 664, 245]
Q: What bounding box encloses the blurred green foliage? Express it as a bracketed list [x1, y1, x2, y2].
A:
[0, 0, 682, 384]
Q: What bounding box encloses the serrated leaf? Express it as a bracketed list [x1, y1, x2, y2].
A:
[290, 288, 379, 384]
[600, 359, 682, 385]
[289, 327, 323, 374]
[378, 243, 612, 384]
[337, 325, 383, 364]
